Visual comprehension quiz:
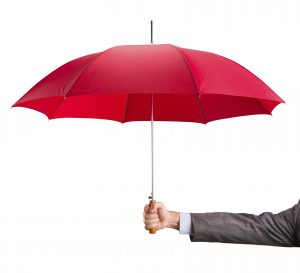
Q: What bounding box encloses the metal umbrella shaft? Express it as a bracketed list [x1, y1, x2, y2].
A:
[149, 20, 157, 234]
[151, 93, 154, 201]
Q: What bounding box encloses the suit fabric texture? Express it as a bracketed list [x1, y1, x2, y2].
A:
[190, 200, 300, 247]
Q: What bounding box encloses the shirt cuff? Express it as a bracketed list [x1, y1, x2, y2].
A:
[179, 212, 192, 234]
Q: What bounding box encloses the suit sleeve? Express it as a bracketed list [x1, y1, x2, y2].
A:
[189, 200, 300, 247]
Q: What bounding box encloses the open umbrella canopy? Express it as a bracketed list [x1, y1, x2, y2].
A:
[12, 44, 284, 123]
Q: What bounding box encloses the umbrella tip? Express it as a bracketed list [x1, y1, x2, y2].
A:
[150, 20, 153, 44]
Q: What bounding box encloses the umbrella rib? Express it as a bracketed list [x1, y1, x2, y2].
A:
[48, 96, 65, 120]
[123, 94, 129, 123]
[194, 94, 207, 124]
[63, 51, 108, 98]
[171, 45, 207, 123]
[171, 45, 201, 93]
[257, 99, 271, 115]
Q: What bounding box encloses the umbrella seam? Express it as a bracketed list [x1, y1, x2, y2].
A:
[256, 99, 271, 115]
[63, 50, 109, 98]
[48, 96, 65, 120]
[194, 94, 207, 124]
[171, 45, 207, 123]
[123, 94, 129, 123]
[170, 45, 201, 93]
[50, 50, 110, 118]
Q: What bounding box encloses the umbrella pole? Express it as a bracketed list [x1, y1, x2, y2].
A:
[148, 20, 156, 234]
[150, 20, 154, 204]
[151, 92, 154, 201]
[149, 92, 157, 234]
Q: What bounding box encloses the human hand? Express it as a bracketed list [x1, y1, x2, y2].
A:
[143, 202, 179, 232]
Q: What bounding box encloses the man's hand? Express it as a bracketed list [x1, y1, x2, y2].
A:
[143, 202, 180, 231]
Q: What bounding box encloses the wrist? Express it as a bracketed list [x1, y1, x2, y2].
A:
[167, 211, 180, 230]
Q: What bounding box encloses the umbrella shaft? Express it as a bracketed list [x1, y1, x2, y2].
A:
[151, 93, 154, 200]
[150, 20, 154, 200]
[149, 20, 154, 200]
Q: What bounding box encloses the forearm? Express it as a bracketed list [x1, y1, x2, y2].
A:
[190, 209, 298, 247]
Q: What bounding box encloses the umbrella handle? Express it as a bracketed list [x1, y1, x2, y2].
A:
[149, 199, 157, 234]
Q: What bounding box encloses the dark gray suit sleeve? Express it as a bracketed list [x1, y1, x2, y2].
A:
[189, 200, 300, 247]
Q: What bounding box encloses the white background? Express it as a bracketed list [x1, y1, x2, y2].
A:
[1, 0, 300, 272]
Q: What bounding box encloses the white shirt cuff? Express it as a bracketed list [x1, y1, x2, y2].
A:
[179, 212, 192, 234]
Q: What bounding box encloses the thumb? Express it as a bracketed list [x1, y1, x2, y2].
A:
[149, 202, 157, 213]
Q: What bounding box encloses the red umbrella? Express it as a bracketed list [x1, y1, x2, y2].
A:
[13, 44, 283, 122]
[12, 22, 284, 234]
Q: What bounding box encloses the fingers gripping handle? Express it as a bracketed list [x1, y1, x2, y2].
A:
[149, 200, 156, 234]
